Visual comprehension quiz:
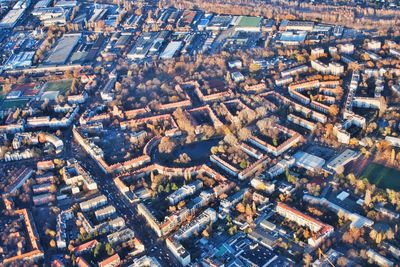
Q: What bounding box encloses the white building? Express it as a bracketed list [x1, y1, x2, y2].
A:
[265, 156, 295, 178]
[385, 136, 400, 148]
[167, 180, 203, 205]
[95, 205, 116, 221]
[293, 151, 325, 172]
[250, 178, 275, 194]
[160, 41, 183, 59]
[339, 43, 355, 54]
[328, 62, 344, 75]
[130, 256, 162, 267]
[367, 40, 381, 51]
[174, 208, 217, 241]
[311, 47, 325, 58]
[328, 46, 338, 55]
[166, 238, 190, 266]
[228, 60, 242, 69]
[231, 71, 245, 83]
[367, 249, 394, 267]
[0, 8, 25, 28]
[311, 60, 329, 74]
[63, 161, 97, 193]
[79, 195, 107, 212]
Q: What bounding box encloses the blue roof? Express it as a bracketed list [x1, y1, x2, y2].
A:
[198, 19, 209, 26]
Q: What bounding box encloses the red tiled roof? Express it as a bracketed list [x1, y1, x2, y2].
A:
[76, 257, 91, 267]
[74, 239, 99, 254]
[98, 254, 120, 267]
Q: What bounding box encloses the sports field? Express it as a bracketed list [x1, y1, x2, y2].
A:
[44, 79, 73, 94]
[0, 99, 29, 110]
[361, 163, 400, 191]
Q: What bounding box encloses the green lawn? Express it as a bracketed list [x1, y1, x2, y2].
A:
[44, 79, 73, 94]
[0, 99, 29, 110]
[0, 86, 4, 100]
[237, 16, 262, 28]
[361, 163, 400, 191]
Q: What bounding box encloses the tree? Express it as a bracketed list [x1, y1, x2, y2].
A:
[328, 105, 339, 117]
[386, 228, 395, 240]
[158, 137, 176, 153]
[49, 239, 56, 248]
[337, 257, 349, 267]
[364, 189, 372, 206]
[252, 201, 257, 213]
[224, 133, 238, 146]
[249, 63, 261, 72]
[150, 171, 155, 182]
[272, 138, 278, 147]
[286, 168, 297, 184]
[238, 127, 251, 141]
[175, 153, 191, 164]
[240, 160, 247, 169]
[171, 183, 178, 191]
[165, 183, 171, 193]
[236, 203, 245, 213]
[347, 173, 356, 184]
[203, 125, 216, 138]
[105, 243, 113, 256]
[177, 200, 185, 209]
[157, 184, 164, 193]
[228, 226, 237, 235]
[391, 149, 396, 164]
[93, 243, 102, 258]
[303, 229, 310, 239]
[71, 254, 76, 265]
[375, 232, 383, 244]
[202, 229, 209, 238]
[12, 108, 20, 120]
[303, 253, 312, 266]
[45, 228, 57, 237]
[245, 204, 253, 217]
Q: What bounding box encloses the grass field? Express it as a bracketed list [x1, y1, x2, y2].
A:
[44, 79, 73, 94]
[0, 99, 29, 110]
[0, 86, 4, 100]
[361, 163, 400, 191]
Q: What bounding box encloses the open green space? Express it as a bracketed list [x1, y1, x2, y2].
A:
[361, 163, 400, 191]
[44, 79, 73, 94]
[237, 16, 262, 27]
[0, 99, 29, 110]
[153, 138, 222, 167]
[0, 86, 5, 100]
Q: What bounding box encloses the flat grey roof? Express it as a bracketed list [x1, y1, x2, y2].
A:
[45, 34, 81, 65]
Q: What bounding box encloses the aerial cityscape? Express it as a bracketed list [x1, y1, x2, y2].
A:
[0, 0, 400, 266]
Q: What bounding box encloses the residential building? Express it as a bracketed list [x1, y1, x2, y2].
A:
[79, 195, 108, 212]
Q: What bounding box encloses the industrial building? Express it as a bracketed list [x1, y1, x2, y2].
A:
[160, 41, 183, 59]
[0, 8, 25, 28]
[45, 34, 82, 65]
[293, 151, 326, 172]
